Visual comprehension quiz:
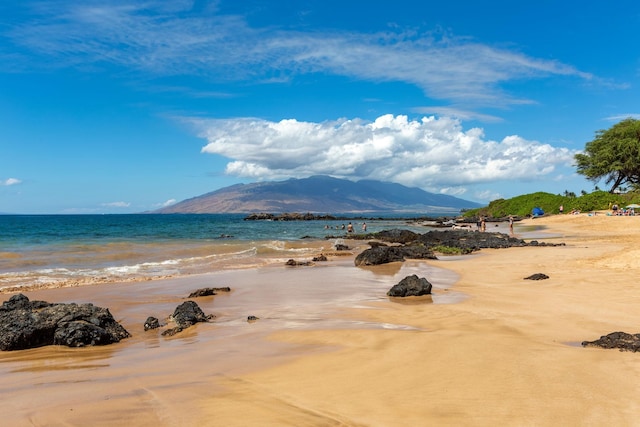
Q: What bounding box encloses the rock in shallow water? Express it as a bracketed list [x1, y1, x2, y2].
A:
[387, 275, 433, 297]
[161, 301, 214, 336]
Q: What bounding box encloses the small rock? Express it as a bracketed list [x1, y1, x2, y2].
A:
[187, 287, 231, 298]
[285, 259, 314, 266]
[144, 316, 160, 331]
[524, 273, 549, 280]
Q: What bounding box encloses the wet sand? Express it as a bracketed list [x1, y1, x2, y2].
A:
[3, 215, 640, 425]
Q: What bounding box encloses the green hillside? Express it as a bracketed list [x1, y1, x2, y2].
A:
[464, 190, 640, 218]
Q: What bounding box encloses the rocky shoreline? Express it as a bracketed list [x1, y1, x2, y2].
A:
[0, 226, 564, 351]
[243, 212, 458, 223]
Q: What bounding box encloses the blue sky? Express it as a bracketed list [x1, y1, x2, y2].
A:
[1, 0, 639, 214]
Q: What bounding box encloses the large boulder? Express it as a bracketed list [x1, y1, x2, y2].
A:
[387, 275, 433, 297]
[355, 246, 406, 266]
[354, 245, 436, 266]
[0, 294, 130, 351]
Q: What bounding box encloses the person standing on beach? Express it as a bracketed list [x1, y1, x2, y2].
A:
[480, 217, 486, 232]
[347, 222, 354, 233]
[559, 205, 564, 214]
[362, 222, 367, 232]
[509, 215, 514, 234]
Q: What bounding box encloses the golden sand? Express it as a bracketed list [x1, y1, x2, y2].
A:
[2, 214, 640, 426]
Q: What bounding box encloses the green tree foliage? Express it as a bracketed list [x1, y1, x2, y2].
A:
[575, 118, 640, 193]
[463, 190, 640, 218]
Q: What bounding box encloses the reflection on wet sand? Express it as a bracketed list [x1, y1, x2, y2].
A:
[0, 253, 461, 426]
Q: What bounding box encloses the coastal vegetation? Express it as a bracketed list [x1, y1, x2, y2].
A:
[467, 119, 640, 219]
[575, 118, 640, 193]
[464, 190, 640, 218]
[431, 245, 466, 255]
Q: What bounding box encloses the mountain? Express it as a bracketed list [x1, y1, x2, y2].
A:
[154, 175, 482, 214]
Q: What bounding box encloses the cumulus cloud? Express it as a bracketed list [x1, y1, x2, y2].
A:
[192, 114, 577, 194]
[3, 1, 592, 107]
[1, 178, 22, 186]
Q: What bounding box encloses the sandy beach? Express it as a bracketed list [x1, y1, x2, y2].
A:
[2, 214, 640, 426]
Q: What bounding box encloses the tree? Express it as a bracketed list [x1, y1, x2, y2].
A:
[575, 118, 640, 193]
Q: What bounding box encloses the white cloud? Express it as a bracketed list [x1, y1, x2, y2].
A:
[604, 114, 640, 122]
[150, 199, 177, 208]
[101, 201, 130, 208]
[474, 189, 504, 202]
[1, 178, 21, 186]
[412, 106, 504, 123]
[4, 1, 593, 107]
[192, 114, 577, 194]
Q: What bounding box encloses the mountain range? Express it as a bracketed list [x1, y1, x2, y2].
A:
[154, 175, 482, 214]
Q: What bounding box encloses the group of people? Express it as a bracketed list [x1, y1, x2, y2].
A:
[324, 222, 367, 232]
[610, 203, 635, 216]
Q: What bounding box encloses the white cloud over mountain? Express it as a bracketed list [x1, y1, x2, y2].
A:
[193, 114, 577, 195]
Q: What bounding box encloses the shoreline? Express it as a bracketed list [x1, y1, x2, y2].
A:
[3, 215, 640, 425]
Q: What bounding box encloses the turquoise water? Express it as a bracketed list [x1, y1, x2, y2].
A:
[0, 213, 448, 290]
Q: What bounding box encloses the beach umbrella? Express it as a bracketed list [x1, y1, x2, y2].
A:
[625, 204, 640, 209]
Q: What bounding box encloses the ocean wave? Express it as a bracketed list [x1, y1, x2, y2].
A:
[0, 244, 265, 289]
[257, 240, 318, 255]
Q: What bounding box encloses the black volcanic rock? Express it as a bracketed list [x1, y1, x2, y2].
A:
[0, 294, 130, 350]
[161, 301, 214, 336]
[387, 275, 433, 297]
[355, 246, 406, 266]
[416, 230, 531, 252]
[372, 229, 420, 244]
[187, 287, 231, 298]
[582, 332, 640, 352]
[354, 245, 436, 266]
[153, 175, 481, 214]
[144, 317, 161, 331]
[524, 273, 549, 280]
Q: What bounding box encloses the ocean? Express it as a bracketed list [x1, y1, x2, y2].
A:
[0, 213, 452, 291]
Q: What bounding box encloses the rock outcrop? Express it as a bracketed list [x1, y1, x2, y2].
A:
[582, 332, 640, 352]
[0, 294, 130, 351]
[353, 229, 565, 266]
[244, 213, 338, 221]
[354, 245, 437, 266]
